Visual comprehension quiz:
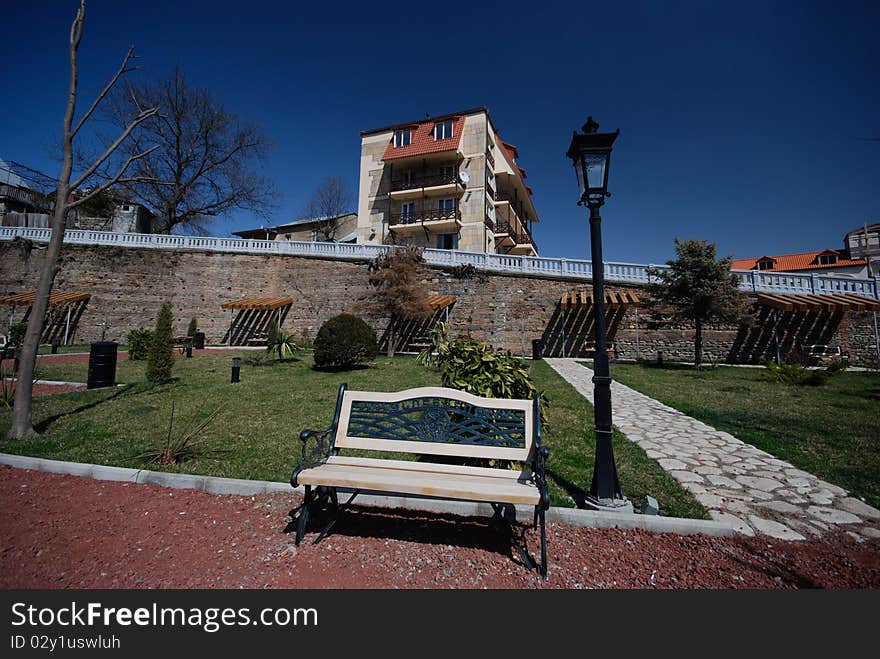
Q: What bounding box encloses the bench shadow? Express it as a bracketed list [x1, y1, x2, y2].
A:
[283, 503, 537, 570]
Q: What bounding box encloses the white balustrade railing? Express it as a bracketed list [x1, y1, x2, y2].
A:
[1, 226, 877, 299]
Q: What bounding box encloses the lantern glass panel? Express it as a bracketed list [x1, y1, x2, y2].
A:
[584, 153, 607, 193]
[574, 158, 585, 199]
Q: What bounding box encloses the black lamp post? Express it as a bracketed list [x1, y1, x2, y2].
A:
[566, 117, 626, 508]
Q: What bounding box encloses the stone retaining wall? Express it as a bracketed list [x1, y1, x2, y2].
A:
[1, 240, 877, 366]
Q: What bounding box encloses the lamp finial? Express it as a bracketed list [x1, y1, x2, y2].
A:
[582, 116, 600, 134]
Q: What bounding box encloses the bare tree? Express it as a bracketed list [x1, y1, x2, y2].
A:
[9, 1, 159, 439]
[304, 176, 353, 241]
[105, 67, 275, 234]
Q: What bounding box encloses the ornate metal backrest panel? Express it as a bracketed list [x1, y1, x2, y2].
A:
[336, 387, 534, 461]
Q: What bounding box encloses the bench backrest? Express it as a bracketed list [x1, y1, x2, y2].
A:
[334, 386, 536, 463]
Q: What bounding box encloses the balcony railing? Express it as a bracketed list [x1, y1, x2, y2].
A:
[486, 149, 495, 169]
[486, 183, 495, 201]
[494, 222, 535, 247]
[0, 184, 37, 205]
[389, 173, 460, 192]
[1, 226, 878, 299]
[389, 208, 461, 226]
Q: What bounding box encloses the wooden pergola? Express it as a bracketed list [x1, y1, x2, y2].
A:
[0, 291, 92, 345]
[220, 296, 293, 346]
[755, 293, 880, 312]
[560, 290, 640, 309]
[423, 295, 457, 320]
[754, 293, 880, 364]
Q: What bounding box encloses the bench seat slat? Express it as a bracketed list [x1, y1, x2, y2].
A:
[297, 462, 541, 505]
[327, 456, 532, 481]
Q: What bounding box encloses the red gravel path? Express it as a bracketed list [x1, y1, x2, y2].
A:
[1, 466, 878, 589]
[31, 383, 87, 397]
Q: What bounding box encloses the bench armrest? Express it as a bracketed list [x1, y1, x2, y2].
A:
[290, 426, 336, 488]
[532, 444, 551, 510]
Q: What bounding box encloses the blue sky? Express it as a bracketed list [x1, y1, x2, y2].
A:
[2, 0, 877, 264]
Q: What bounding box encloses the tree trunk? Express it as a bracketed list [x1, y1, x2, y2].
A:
[9, 6, 81, 438]
[694, 316, 703, 370]
[386, 320, 396, 359]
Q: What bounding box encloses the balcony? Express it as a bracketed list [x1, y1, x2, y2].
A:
[388, 208, 462, 235]
[389, 173, 463, 200]
[492, 221, 537, 256]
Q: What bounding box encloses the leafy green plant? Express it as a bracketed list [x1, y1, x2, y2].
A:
[146, 301, 175, 383]
[436, 337, 547, 414]
[763, 360, 828, 387]
[416, 321, 449, 367]
[313, 314, 378, 370]
[9, 322, 28, 347]
[187, 317, 198, 337]
[267, 329, 299, 361]
[138, 401, 223, 465]
[126, 329, 153, 361]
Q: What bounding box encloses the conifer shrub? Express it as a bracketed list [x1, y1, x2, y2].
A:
[313, 314, 377, 370]
[146, 301, 175, 383]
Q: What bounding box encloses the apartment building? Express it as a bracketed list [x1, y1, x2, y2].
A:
[356, 107, 539, 255]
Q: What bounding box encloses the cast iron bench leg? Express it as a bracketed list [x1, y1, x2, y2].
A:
[490, 503, 537, 572]
[295, 485, 312, 546]
[313, 489, 360, 545]
[539, 507, 547, 579]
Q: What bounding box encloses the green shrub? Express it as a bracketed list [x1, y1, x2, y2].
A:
[436, 337, 546, 411]
[126, 329, 154, 361]
[313, 314, 378, 370]
[763, 360, 828, 387]
[187, 317, 198, 337]
[9, 322, 28, 347]
[146, 302, 175, 383]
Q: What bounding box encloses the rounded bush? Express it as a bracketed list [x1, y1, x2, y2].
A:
[313, 314, 377, 370]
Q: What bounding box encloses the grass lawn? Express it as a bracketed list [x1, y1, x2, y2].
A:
[0, 352, 706, 518]
[608, 363, 880, 509]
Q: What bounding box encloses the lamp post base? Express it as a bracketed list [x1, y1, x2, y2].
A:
[583, 495, 634, 514]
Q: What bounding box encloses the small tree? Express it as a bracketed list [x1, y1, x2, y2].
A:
[646, 239, 749, 369]
[146, 301, 175, 383]
[361, 246, 433, 358]
[186, 317, 198, 337]
[9, 1, 159, 439]
[304, 176, 353, 242]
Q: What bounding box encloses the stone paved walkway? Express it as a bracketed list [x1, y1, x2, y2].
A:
[544, 358, 880, 541]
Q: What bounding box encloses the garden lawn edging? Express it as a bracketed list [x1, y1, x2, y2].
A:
[0, 453, 736, 538]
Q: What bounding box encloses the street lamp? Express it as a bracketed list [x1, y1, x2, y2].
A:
[566, 116, 627, 509]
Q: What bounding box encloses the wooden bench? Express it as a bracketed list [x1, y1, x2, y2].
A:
[290, 384, 550, 577]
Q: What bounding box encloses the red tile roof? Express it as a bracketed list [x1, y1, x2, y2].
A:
[732, 249, 867, 272]
[381, 116, 465, 162]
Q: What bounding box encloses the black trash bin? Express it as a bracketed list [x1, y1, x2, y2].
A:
[193, 332, 205, 350]
[87, 341, 118, 389]
[531, 338, 544, 361]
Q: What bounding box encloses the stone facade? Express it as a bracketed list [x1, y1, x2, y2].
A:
[1, 241, 877, 366]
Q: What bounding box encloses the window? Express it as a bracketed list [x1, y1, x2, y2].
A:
[438, 198, 455, 217]
[400, 202, 415, 220]
[434, 119, 454, 140]
[439, 165, 455, 182]
[393, 128, 412, 147]
[757, 259, 775, 271]
[437, 233, 458, 249]
[402, 170, 416, 186]
[817, 253, 838, 265]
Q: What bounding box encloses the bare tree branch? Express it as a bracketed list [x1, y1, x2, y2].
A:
[70, 107, 157, 190]
[68, 145, 161, 209]
[71, 45, 135, 139]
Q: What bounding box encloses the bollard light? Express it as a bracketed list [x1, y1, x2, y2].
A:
[231, 356, 241, 383]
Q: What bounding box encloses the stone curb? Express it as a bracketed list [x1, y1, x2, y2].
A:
[0, 453, 736, 537]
